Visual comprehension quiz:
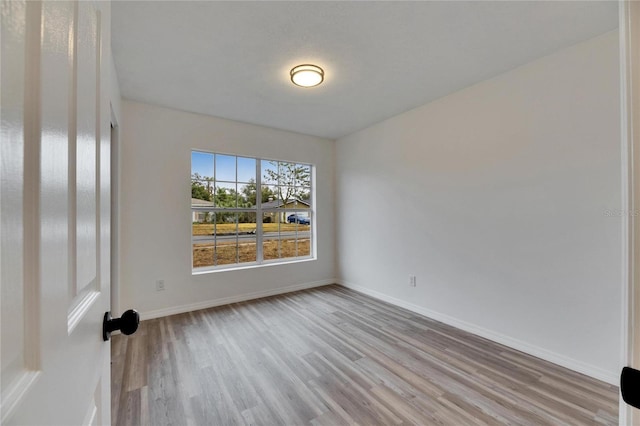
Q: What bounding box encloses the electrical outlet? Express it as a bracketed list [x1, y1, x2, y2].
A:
[409, 275, 416, 287]
[156, 279, 165, 291]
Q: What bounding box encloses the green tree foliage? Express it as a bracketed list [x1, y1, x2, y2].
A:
[240, 178, 276, 206]
[263, 161, 310, 206]
[215, 186, 255, 223]
[191, 161, 310, 226]
[191, 173, 212, 201]
[299, 190, 310, 201]
[213, 186, 237, 208]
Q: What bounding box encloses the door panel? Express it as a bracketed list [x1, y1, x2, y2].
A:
[1, 1, 112, 424]
[69, 0, 101, 333]
[0, 1, 39, 418]
[74, 0, 98, 302]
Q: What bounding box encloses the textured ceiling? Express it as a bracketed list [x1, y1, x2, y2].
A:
[112, 1, 618, 139]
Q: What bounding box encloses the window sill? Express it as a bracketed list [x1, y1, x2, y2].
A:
[192, 256, 316, 275]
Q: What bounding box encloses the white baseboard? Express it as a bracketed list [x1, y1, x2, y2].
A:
[140, 279, 336, 321]
[337, 280, 618, 386]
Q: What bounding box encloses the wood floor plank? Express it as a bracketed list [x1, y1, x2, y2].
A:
[112, 285, 618, 425]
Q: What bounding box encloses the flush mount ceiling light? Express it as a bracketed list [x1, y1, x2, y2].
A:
[290, 64, 324, 88]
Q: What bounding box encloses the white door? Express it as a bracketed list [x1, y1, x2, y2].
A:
[621, 1, 640, 424]
[1, 0, 113, 424]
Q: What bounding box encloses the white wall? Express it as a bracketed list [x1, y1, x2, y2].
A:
[336, 31, 622, 383]
[119, 100, 335, 317]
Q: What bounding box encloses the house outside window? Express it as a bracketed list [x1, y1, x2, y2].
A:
[191, 150, 313, 271]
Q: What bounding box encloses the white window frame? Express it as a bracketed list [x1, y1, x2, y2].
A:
[191, 151, 314, 273]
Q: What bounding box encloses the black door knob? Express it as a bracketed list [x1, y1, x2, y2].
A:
[621, 366, 640, 409]
[103, 309, 139, 341]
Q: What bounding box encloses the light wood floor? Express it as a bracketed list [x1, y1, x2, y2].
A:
[111, 285, 618, 425]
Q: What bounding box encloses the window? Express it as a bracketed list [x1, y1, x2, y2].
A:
[191, 151, 313, 271]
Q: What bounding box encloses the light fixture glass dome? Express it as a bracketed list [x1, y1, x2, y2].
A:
[290, 64, 324, 87]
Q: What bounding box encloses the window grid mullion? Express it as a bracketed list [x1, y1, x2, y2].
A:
[235, 213, 239, 264]
[256, 158, 263, 264]
[213, 154, 217, 265]
[213, 212, 217, 266]
[235, 159, 239, 263]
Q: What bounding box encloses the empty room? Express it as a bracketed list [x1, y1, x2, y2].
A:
[2, 0, 640, 425]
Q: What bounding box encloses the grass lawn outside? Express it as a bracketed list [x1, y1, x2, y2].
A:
[193, 223, 310, 236]
[193, 239, 311, 268]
